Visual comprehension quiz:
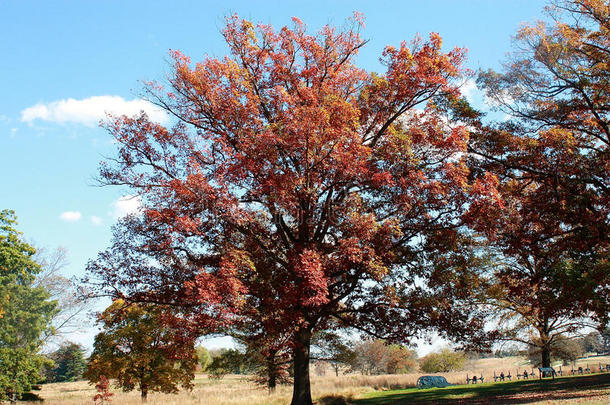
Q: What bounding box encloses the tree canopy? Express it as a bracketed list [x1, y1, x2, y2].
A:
[34, 247, 92, 344]
[86, 13, 497, 405]
[475, 0, 609, 253]
[419, 348, 466, 373]
[349, 339, 417, 375]
[84, 300, 197, 402]
[0, 210, 57, 403]
[44, 342, 87, 383]
[463, 0, 610, 367]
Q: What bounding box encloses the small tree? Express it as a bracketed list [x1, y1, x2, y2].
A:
[84, 300, 196, 402]
[419, 348, 465, 373]
[581, 332, 603, 355]
[93, 375, 113, 405]
[33, 247, 93, 344]
[384, 344, 417, 374]
[312, 332, 357, 377]
[244, 340, 291, 392]
[353, 340, 388, 375]
[477, 256, 594, 368]
[351, 339, 417, 375]
[206, 349, 251, 379]
[44, 342, 87, 382]
[195, 346, 211, 371]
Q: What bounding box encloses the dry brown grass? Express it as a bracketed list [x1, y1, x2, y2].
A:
[33, 374, 374, 405]
[25, 356, 610, 404]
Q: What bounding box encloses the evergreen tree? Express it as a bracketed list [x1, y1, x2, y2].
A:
[0, 210, 57, 403]
[45, 342, 87, 382]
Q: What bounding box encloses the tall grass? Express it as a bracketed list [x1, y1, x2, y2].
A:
[35, 374, 369, 405]
[30, 356, 610, 404]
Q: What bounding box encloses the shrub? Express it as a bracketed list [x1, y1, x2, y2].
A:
[419, 348, 465, 373]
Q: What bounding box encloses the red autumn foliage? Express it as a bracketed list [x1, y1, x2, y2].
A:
[93, 375, 113, 404]
[87, 14, 498, 405]
[471, 0, 609, 256]
[460, 0, 609, 368]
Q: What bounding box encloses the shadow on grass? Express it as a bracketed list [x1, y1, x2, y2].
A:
[351, 373, 610, 404]
[317, 394, 352, 405]
[19, 392, 44, 402]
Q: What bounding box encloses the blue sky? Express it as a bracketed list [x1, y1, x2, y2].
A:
[1, 0, 546, 351]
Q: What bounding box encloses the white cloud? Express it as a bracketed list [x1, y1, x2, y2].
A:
[460, 79, 480, 103]
[111, 195, 142, 219]
[60, 211, 82, 222]
[21, 96, 168, 126]
[90, 216, 103, 226]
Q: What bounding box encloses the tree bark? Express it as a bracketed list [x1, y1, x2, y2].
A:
[541, 320, 551, 368]
[290, 328, 313, 405]
[268, 357, 277, 393]
[541, 344, 551, 368]
[141, 383, 148, 402]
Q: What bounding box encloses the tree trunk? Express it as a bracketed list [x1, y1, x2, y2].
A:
[141, 384, 148, 402]
[290, 328, 312, 405]
[268, 359, 277, 393]
[540, 320, 551, 368]
[541, 345, 551, 368]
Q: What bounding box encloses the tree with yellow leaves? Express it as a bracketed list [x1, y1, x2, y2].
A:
[84, 300, 196, 402]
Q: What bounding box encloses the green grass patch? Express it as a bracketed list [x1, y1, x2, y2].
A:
[352, 373, 610, 404]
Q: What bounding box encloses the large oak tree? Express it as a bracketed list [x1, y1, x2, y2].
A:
[464, 0, 609, 367]
[472, 0, 608, 261]
[87, 15, 496, 405]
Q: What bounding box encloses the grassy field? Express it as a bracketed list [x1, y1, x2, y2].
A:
[25, 356, 610, 404]
[32, 373, 375, 405]
[354, 374, 610, 404]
